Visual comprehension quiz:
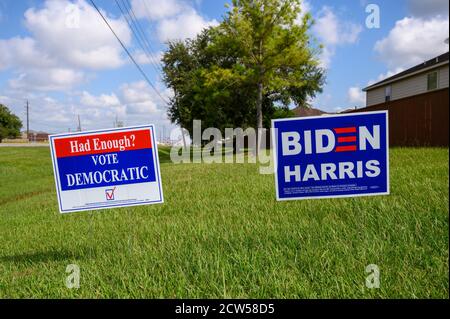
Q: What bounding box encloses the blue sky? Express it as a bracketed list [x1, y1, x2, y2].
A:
[0, 0, 448, 136]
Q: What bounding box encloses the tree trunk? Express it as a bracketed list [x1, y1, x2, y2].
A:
[256, 37, 264, 157]
[256, 80, 263, 156]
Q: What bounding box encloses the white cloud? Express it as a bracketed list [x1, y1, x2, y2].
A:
[77, 83, 170, 122]
[370, 5, 449, 88]
[0, 82, 174, 134]
[310, 92, 333, 111]
[347, 86, 365, 106]
[130, 0, 217, 42]
[126, 100, 158, 114]
[0, 1, 178, 132]
[130, 0, 184, 20]
[121, 81, 156, 105]
[300, 0, 311, 16]
[80, 91, 121, 107]
[24, 0, 130, 70]
[314, 7, 362, 46]
[0, 37, 53, 70]
[294, 0, 312, 24]
[66, 85, 172, 130]
[0, 91, 76, 132]
[120, 81, 171, 114]
[0, 0, 132, 92]
[135, 50, 163, 65]
[8, 68, 86, 91]
[407, 0, 449, 18]
[374, 16, 449, 70]
[318, 47, 334, 71]
[77, 92, 126, 122]
[314, 8, 338, 45]
[313, 6, 363, 68]
[117, 81, 174, 133]
[156, 9, 218, 42]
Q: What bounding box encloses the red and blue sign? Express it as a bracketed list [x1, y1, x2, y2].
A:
[49, 125, 163, 213]
[272, 111, 389, 200]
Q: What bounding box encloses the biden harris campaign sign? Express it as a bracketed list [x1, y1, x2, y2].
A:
[272, 111, 389, 201]
[49, 125, 163, 213]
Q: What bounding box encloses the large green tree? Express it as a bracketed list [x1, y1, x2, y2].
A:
[163, 29, 259, 138]
[0, 104, 22, 142]
[162, 0, 324, 147]
[220, 0, 323, 151]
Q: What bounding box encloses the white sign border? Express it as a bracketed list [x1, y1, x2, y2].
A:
[49, 124, 164, 213]
[271, 110, 390, 201]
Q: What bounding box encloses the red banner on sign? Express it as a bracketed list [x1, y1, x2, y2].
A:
[54, 129, 152, 158]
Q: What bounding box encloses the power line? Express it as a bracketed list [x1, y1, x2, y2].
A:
[89, 0, 168, 105]
[115, 0, 163, 75]
[122, 0, 164, 71]
[141, 0, 160, 36]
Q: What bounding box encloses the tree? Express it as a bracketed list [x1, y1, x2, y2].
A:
[0, 104, 22, 142]
[162, 0, 324, 148]
[163, 29, 259, 140]
[220, 0, 323, 152]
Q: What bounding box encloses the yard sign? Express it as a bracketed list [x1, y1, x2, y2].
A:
[49, 125, 163, 213]
[272, 111, 389, 201]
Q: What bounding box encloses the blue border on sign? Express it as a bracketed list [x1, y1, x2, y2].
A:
[49, 124, 164, 213]
[271, 110, 390, 201]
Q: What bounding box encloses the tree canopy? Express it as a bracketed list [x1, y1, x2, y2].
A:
[0, 104, 22, 142]
[162, 0, 325, 140]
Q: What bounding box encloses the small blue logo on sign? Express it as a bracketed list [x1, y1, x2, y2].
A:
[272, 111, 389, 200]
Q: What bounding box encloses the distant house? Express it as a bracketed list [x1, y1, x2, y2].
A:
[364, 52, 449, 106]
[351, 52, 449, 146]
[26, 130, 50, 142]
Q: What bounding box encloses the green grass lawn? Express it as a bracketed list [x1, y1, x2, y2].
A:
[0, 146, 448, 298]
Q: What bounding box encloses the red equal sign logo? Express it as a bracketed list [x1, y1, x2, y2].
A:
[333, 127, 357, 152]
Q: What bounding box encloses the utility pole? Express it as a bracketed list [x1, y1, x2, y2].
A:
[114, 114, 123, 128]
[26, 100, 29, 140]
[77, 115, 82, 132]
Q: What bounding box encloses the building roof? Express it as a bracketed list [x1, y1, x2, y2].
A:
[339, 107, 359, 113]
[363, 51, 449, 91]
[292, 106, 328, 117]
